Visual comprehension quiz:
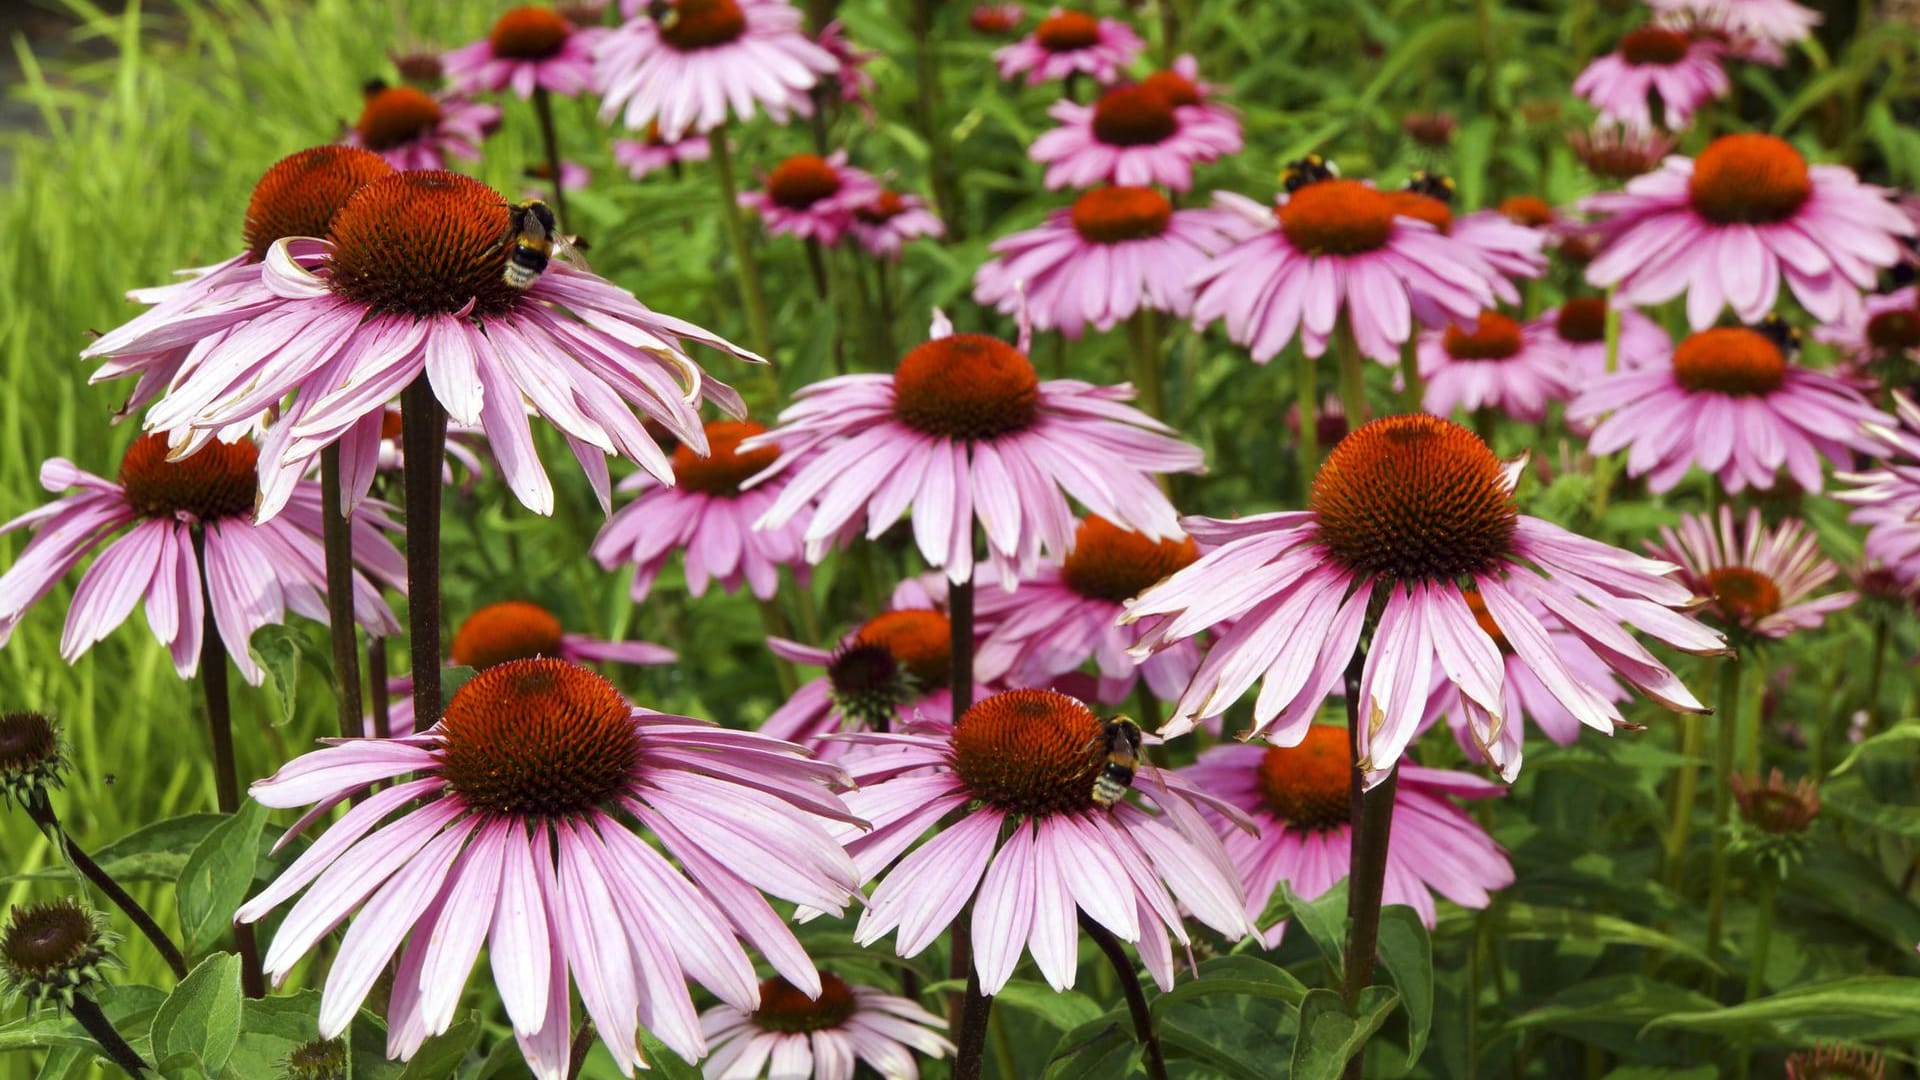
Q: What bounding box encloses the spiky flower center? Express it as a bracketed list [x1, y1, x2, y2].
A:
[1277, 180, 1397, 256]
[1687, 134, 1812, 226]
[1866, 308, 1920, 353]
[1070, 186, 1173, 244]
[0, 712, 60, 789]
[1035, 11, 1100, 50]
[856, 190, 906, 224]
[1384, 190, 1454, 234]
[659, 0, 747, 49]
[1141, 69, 1202, 107]
[852, 610, 951, 688]
[243, 146, 393, 261]
[765, 154, 842, 210]
[283, 1039, 349, 1080]
[1619, 27, 1691, 65]
[672, 421, 778, 496]
[892, 334, 1040, 440]
[1091, 84, 1178, 147]
[1704, 566, 1783, 624]
[450, 602, 566, 670]
[951, 690, 1104, 816]
[1672, 328, 1787, 396]
[1496, 196, 1554, 227]
[355, 85, 443, 152]
[1310, 415, 1518, 581]
[328, 171, 519, 318]
[1255, 725, 1351, 830]
[752, 973, 857, 1033]
[1784, 1044, 1886, 1080]
[1, 899, 107, 1005]
[826, 643, 913, 726]
[489, 7, 572, 59]
[1062, 516, 1197, 602]
[118, 434, 258, 522]
[1555, 297, 1608, 344]
[436, 659, 638, 817]
[1443, 312, 1524, 361]
[1402, 112, 1456, 146]
[1731, 769, 1819, 834]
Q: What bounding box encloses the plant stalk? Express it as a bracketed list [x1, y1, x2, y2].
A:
[706, 129, 775, 361]
[1398, 338, 1423, 413]
[946, 567, 977, 1032]
[1706, 656, 1742, 959]
[1342, 654, 1398, 1080]
[950, 965, 994, 1080]
[530, 87, 570, 232]
[319, 446, 364, 740]
[1081, 912, 1168, 1080]
[1128, 309, 1165, 422]
[909, 0, 961, 238]
[400, 378, 448, 732]
[26, 798, 187, 980]
[69, 993, 150, 1077]
[1294, 345, 1320, 500]
[1664, 712, 1707, 889]
[367, 637, 391, 740]
[1334, 321, 1368, 435]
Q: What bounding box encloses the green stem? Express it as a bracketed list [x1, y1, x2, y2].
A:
[1706, 657, 1742, 959]
[530, 88, 570, 233]
[706, 129, 774, 362]
[1398, 338, 1423, 413]
[949, 965, 993, 1080]
[1865, 612, 1889, 733]
[1128, 310, 1165, 422]
[26, 799, 187, 980]
[909, 0, 961, 238]
[1342, 655, 1398, 1080]
[1664, 712, 1707, 890]
[69, 994, 150, 1077]
[756, 599, 801, 697]
[1334, 320, 1368, 433]
[1294, 344, 1320, 498]
[1736, 874, 1778, 1080]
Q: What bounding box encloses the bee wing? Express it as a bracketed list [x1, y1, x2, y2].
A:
[551, 233, 593, 274]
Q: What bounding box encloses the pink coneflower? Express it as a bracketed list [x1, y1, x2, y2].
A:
[104, 170, 755, 523]
[1573, 26, 1728, 132]
[815, 19, 875, 113]
[1568, 324, 1886, 493]
[1028, 79, 1242, 193]
[1531, 297, 1670, 379]
[1648, 0, 1820, 48]
[1181, 727, 1511, 941]
[848, 189, 945, 260]
[1842, 393, 1920, 586]
[1124, 414, 1725, 778]
[1582, 134, 1913, 328]
[972, 186, 1242, 337]
[611, 121, 712, 179]
[739, 152, 882, 245]
[597, 0, 836, 140]
[591, 420, 816, 602]
[1415, 309, 1571, 422]
[699, 973, 952, 1078]
[1568, 123, 1676, 183]
[1648, 506, 1856, 639]
[1816, 285, 1920, 366]
[238, 659, 860, 1079]
[836, 690, 1254, 993]
[1190, 182, 1498, 363]
[444, 6, 604, 99]
[971, 4, 1025, 35]
[994, 9, 1143, 85]
[0, 435, 404, 684]
[343, 83, 500, 172]
[975, 516, 1201, 705]
[748, 313, 1201, 584]
[1384, 180, 1549, 303]
[522, 159, 591, 202]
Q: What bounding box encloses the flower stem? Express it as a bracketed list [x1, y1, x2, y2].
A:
[946, 568, 977, 1032]
[1397, 338, 1423, 413]
[1128, 309, 1165, 423]
[26, 798, 186, 981]
[400, 377, 448, 733]
[950, 965, 994, 1080]
[319, 446, 364, 740]
[1294, 345, 1320, 500]
[1588, 293, 1623, 521]
[530, 88, 570, 233]
[1663, 712, 1707, 890]
[1735, 873, 1778, 1080]
[1080, 912, 1168, 1080]
[1334, 320, 1368, 434]
[755, 599, 801, 697]
[566, 1021, 595, 1080]
[367, 637, 391, 740]
[69, 992, 151, 1077]
[706, 129, 775, 363]
[1865, 611, 1889, 733]
[908, 0, 961, 238]
[1706, 656, 1742, 959]
[1341, 654, 1398, 1080]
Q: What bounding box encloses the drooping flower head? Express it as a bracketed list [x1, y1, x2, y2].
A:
[1648, 0, 1820, 50]
[1180, 727, 1513, 942]
[1530, 297, 1670, 380]
[1028, 75, 1242, 193]
[698, 973, 953, 1079]
[1568, 123, 1676, 183]
[971, 4, 1025, 36]
[1731, 768, 1821, 834]
[836, 689, 1255, 993]
[238, 658, 861, 1080]
[344, 82, 501, 172]
[848, 189, 945, 260]
[597, 0, 837, 140]
[1568, 322, 1886, 493]
[612, 121, 712, 179]
[0, 435, 404, 684]
[994, 9, 1144, 86]
[1838, 391, 1920, 589]
[0, 711, 66, 810]
[1573, 25, 1728, 131]
[1, 899, 116, 1011]
[1784, 1043, 1885, 1080]
[738, 151, 883, 246]
[748, 312, 1202, 584]
[1648, 506, 1856, 640]
[1402, 111, 1457, 147]
[973, 186, 1243, 337]
[445, 6, 606, 99]
[1583, 133, 1914, 328]
[1415, 309, 1572, 423]
[814, 19, 876, 113]
[1126, 414, 1725, 782]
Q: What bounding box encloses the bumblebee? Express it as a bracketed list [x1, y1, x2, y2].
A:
[502, 199, 560, 290]
[1281, 154, 1339, 194]
[1757, 312, 1802, 356]
[1091, 716, 1143, 808]
[1404, 169, 1456, 203]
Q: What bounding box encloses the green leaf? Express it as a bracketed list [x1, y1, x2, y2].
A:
[1602, 1068, 1720, 1080]
[226, 990, 322, 1080]
[155, 1049, 212, 1080]
[1505, 975, 1718, 1034]
[247, 624, 330, 727]
[1829, 721, 1920, 777]
[1376, 907, 1433, 1070]
[1822, 781, 1920, 839]
[441, 666, 479, 709]
[1, 814, 226, 884]
[396, 1016, 482, 1080]
[1282, 881, 1349, 975]
[149, 953, 243, 1074]
[177, 800, 269, 955]
[635, 1030, 703, 1080]
[1150, 955, 1307, 1017]
[989, 979, 1106, 1031]
[1494, 902, 1721, 973]
[1289, 986, 1400, 1080]
[14, 986, 165, 1078]
[1645, 976, 1920, 1037]
[1044, 1014, 1133, 1080]
[1158, 1017, 1272, 1080]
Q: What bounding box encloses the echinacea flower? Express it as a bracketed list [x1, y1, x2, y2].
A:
[0, 711, 66, 810]
[994, 9, 1143, 86]
[739, 152, 882, 245]
[1402, 111, 1457, 147]
[598, 0, 836, 140]
[1, 898, 116, 1011]
[1583, 133, 1913, 328]
[975, 516, 1201, 705]
[1838, 392, 1920, 588]
[847, 190, 945, 260]
[1573, 26, 1729, 132]
[1126, 414, 1725, 781]
[1414, 309, 1572, 423]
[1816, 285, 1920, 367]
[1568, 324, 1886, 493]
[699, 973, 952, 1079]
[592, 420, 820, 603]
[835, 689, 1255, 993]
[748, 313, 1202, 584]
[1531, 296, 1670, 379]
[1648, 506, 1856, 639]
[1027, 78, 1242, 193]
[237, 658, 861, 1080]
[1649, 0, 1820, 48]
[1785, 1044, 1885, 1080]
[522, 159, 591, 202]
[814, 19, 875, 112]
[444, 6, 605, 99]
[1384, 179, 1549, 302]
[344, 83, 500, 172]
[0, 435, 404, 684]
[1191, 183, 1498, 363]
[1568, 123, 1676, 183]
[613, 122, 713, 180]
[1180, 726, 1513, 941]
[972, 186, 1243, 337]
[971, 4, 1025, 36]
[103, 170, 756, 522]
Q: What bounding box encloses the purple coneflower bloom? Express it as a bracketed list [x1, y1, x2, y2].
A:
[1384, 182, 1549, 305]
[1648, 506, 1855, 639]
[1028, 78, 1242, 193]
[1582, 133, 1913, 328]
[815, 19, 876, 114]
[994, 9, 1143, 85]
[971, 4, 1024, 35]
[1568, 324, 1886, 493]
[848, 189, 944, 260]
[739, 152, 883, 246]
[597, 0, 836, 139]
[1648, 0, 1820, 48]
[1568, 123, 1677, 184]
[835, 689, 1254, 993]
[698, 973, 952, 1079]
[748, 312, 1201, 584]
[973, 186, 1241, 338]
[1415, 309, 1571, 423]
[343, 83, 500, 172]
[1573, 26, 1728, 132]
[444, 6, 605, 99]
[237, 659, 861, 1080]
[1181, 727, 1512, 943]
[1816, 285, 1920, 367]
[612, 121, 713, 179]
[0, 435, 403, 684]
[1125, 414, 1725, 781]
[1531, 297, 1670, 379]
